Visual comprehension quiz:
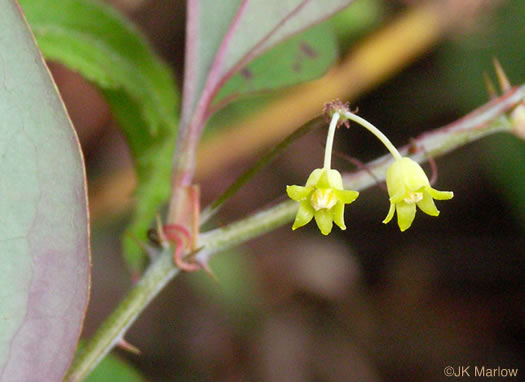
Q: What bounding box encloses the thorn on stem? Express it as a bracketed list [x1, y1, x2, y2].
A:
[125, 233, 158, 280]
[127, 232, 158, 261]
[198, 260, 219, 283]
[146, 228, 162, 248]
[174, 245, 201, 272]
[493, 57, 511, 92]
[118, 338, 141, 355]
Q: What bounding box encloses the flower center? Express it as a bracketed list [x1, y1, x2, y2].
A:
[311, 188, 337, 211]
[403, 191, 423, 204]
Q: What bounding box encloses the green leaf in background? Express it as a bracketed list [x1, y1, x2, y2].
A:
[206, 0, 382, 132]
[0, 1, 90, 380]
[73, 340, 144, 381]
[20, 0, 180, 272]
[481, 134, 525, 229]
[437, 0, 525, 231]
[214, 23, 338, 105]
[190, 249, 260, 318]
[86, 351, 143, 382]
[329, 0, 382, 45]
[438, 0, 525, 112]
[103, 89, 175, 274]
[182, 0, 355, 125]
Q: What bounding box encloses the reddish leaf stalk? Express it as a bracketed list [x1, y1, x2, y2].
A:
[170, 0, 354, 227]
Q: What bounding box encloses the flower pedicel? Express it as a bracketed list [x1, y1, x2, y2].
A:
[287, 112, 359, 235]
[287, 102, 453, 233]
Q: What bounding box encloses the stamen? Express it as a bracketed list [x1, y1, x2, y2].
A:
[404, 192, 423, 204]
[311, 189, 337, 210]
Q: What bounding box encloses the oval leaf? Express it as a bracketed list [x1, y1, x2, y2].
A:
[214, 23, 338, 105]
[182, 0, 354, 121]
[0, 1, 90, 381]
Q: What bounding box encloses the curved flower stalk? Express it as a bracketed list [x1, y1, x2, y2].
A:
[286, 112, 359, 235]
[287, 103, 455, 233]
[338, 107, 454, 231]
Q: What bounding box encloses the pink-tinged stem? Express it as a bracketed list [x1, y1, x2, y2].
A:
[173, 234, 200, 272]
[173, 0, 250, 194]
[180, 0, 199, 128]
[173, 0, 344, 194]
[196, 85, 525, 263]
[163, 224, 191, 245]
[66, 83, 524, 382]
[205, 0, 312, 120]
[163, 224, 200, 271]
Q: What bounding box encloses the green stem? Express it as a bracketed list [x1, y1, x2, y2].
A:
[201, 118, 322, 224]
[199, 199, 298, 255]
[198, 84, 524, 262]
[199, 120, 515, 264]
[68, 84, 523, 381]
[324, 112, 340, 169]
[65, 249, 179, 381]
[343, 111, 403, 160]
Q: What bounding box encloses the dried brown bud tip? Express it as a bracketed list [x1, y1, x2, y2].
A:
[323, 99, 353, 128]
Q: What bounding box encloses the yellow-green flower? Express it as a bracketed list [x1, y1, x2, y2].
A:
[383, 157, 453, 231]
[287, 168, 359, 235]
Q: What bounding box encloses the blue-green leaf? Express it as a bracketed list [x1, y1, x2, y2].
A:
[214, 23, 338, 105]
[0, 1, 90, 380]
[20, 0, 180, 272]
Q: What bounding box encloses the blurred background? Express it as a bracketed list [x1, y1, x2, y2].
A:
[49, 0, 525, 380]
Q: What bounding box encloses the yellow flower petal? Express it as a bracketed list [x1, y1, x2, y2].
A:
[305, 168, 325, 187]
[384, 157, 453, 231]
[334, 189, 359, 204]
[396, 202, 416, 232]
[333, 202, 346, 230]
[292, 201, 314, 230]
[314, 209, 333, 235]
[315, 170, 331, 188]
[417, 192, 439, 216]
[286, 185, 312, 201]
[288, 168, 358, 234]
[325, 169, 344, 189]
[389, 188, 406, 204]
[383, 202, 396, 224]
[428, 188, 454, 200]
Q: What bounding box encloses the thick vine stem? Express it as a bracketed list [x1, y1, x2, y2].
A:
[197, 85, 524, 262]
[66, 85, 523, 381]
[65, 249, 179, 381]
